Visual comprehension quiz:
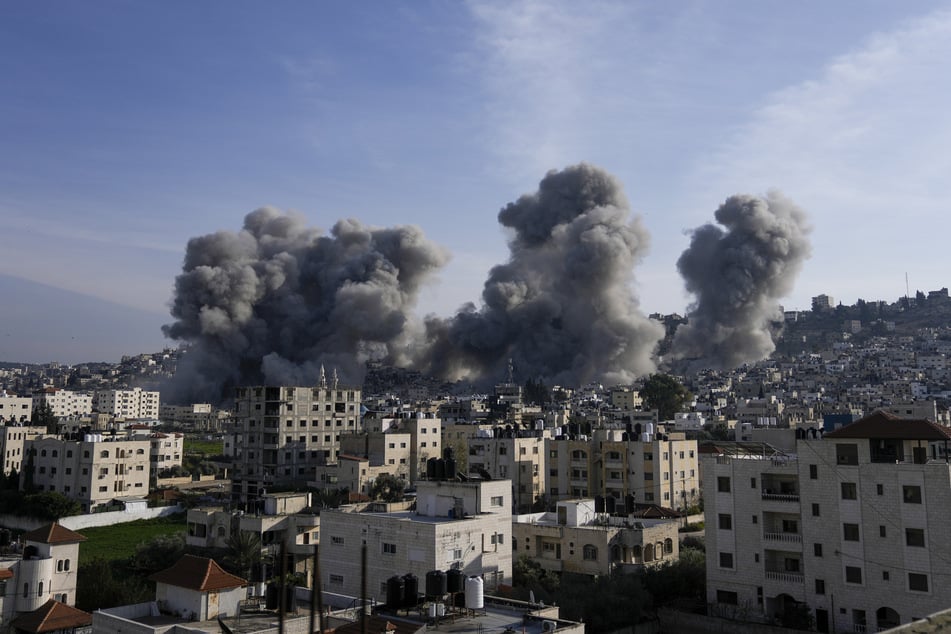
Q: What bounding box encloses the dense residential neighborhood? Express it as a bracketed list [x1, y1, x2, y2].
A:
[0, 292, 950, 632]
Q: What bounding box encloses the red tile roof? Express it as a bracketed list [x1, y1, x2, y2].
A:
[149, 554, 247, 591]
[21, 523, 86, 545]
[10, 600, 92, 633]
[824, 410, 951, 441]
[0, 567, 14, 580]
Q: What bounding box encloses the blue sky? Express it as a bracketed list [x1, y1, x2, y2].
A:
[3, 1, 951, 362]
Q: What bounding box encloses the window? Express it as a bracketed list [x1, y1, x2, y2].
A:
[491, 496, 503, 506]
[809, 464, 818, 479]
[845, 566, 863, 584]
[718, 514, 732, 530]
[752, 515, 758, 524]
[903, 485, 922, 504]
[877, 483, 884, 495]
[909, 573, 929, 592]
[836, 444, 859, 466]
[582, 545, 598, 561]
[329, 574, 344, 585]
[880, 525, 887, 537]
[717, 477, 730, 493]
[719, 552, 734, 569]
[382, 543, 396, 555]
[843, 523, 860, 541]
[815, 579, 826, 595]
[814, 543, 823, 557]
[331, 536, 345, 545]
[812, 503, 820, 516]
[782, 519, 798, 533]
[841, 482, 857, 500]
[716, 590, 738, 605]
[906, 528, 925, 547]
[750, 477, 756, 488]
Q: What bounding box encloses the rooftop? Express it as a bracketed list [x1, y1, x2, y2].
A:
[824, 410, 951, 441]
[149, 554, 247, 592]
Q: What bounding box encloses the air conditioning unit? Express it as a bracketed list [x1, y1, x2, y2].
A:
[542, 620, 557, 632]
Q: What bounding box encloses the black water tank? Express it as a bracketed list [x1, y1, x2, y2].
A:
[402, 573, 418, 608]
[386, 576, 405, 610]
[427, 457, 438, 480]
[447, 568, 465, 594]
[605, 495, 617, 514]
[434, 459, 446, 481]
[634, 423, 642, 435]
[445, 457, 457, 480]
[621, 432, 629, 441]
[426, 570, 447, 598]
[595, 495, 605, 513]
[625, 494, 635, 514]
[444, 446, 454, 461]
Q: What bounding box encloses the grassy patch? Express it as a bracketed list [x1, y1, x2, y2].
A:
[78, 514, 186, 565]
[183, 438, 223, 456]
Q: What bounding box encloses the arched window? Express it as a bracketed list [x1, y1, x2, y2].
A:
[656, 542, 665, 558]
[582, 544, 598, 561]
[664, 538, 674, 554]
[100, 450, 109, 458]
[23, 583, 28, 598]
[632, 545, 642, 562]
[217, 526, 226, 538]
[37, 581, 43, 596]
[119, 450, 126, 458]
[644, 543, 655, 562]
[40, 450, 47, 457]
[57, 560, 63, 572]
[64, 559, 70, 571]
[136, 448, 145, 455]
[610, 545, 622, 562]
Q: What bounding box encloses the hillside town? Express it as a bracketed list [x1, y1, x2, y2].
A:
[0, 291, 949, 633]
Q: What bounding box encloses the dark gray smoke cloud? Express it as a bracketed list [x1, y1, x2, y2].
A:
[669, 191, 811, 370]
[415, 163, 664, 386]
[162, 208, 449, 402]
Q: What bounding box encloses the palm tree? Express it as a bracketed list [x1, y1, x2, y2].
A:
[224, 531, 264, 582]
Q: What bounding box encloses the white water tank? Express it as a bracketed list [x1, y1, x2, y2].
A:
[428, 603, 437, 618]
[645, 423, 654, 436]
[465, 576, 484, 609]
[436, 603, 446, 617]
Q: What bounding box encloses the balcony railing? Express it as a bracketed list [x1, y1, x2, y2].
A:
[762, 492, 799, 502]
[763, 532, 802, 544]
[765, 571, 804, 584]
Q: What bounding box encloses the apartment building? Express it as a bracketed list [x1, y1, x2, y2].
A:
[319, 478, 512, 603]
[27, 434, 151, 512]
[186, 492, 319, 584]
[0, 425, 46, 475]
[513, 499, 679, 577]
[231, 382, 362, 503]
[704, 411, 951, 633]
[149, 432, 184, 475]
[94, 388, 160, 420]
[0, 392, 31, 424]
[546, 429, 700, 510]
[31, 388, 93, 419]
[467, 432, 546, 512]
[371, 413, 442, 482]
[159, 403, 230, 431]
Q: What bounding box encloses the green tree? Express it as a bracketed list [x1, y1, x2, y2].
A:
[31, 401, 58, 434]
[223, 531, 264, 581]
[76, 559, 151, 611]
[512, 554, 560, 602]
[368, 473, 406, 502]
[640, 374, 693, 421]
[130, 533, 187, 575]
[20, 492, 81, 520]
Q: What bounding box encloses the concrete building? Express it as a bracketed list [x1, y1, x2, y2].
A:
[31, 389, 93, 420]
[26, 435, 151, 512]
[186, 492, 319, 586]
[545, 430, 700, 510]
[0, 425, 46, 475]
[159, 403, 230, 432]
[319, 478, 513, 603]
[704, 412, 951, 633]
[0, 393, 31, 425]
[467, 433, 546, 512]
[0, 523, 89, 633]
[149, 432, 184, 475]
[231, 380, 362, 503]
[93, 388, 160, 420]
[513, 499, 679, 577]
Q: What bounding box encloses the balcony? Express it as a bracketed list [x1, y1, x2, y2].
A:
[765, 570, 804, 584]
[762, 491, 799, 502]
[764, 532, 802, 544]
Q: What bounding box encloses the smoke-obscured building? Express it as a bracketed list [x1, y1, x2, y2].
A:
[231, 381, 362, 503]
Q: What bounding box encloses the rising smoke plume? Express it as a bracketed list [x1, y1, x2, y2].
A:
[162, 208, 449, 403]
[414, 163, 664, 386]
[669, 191, 812, 371]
